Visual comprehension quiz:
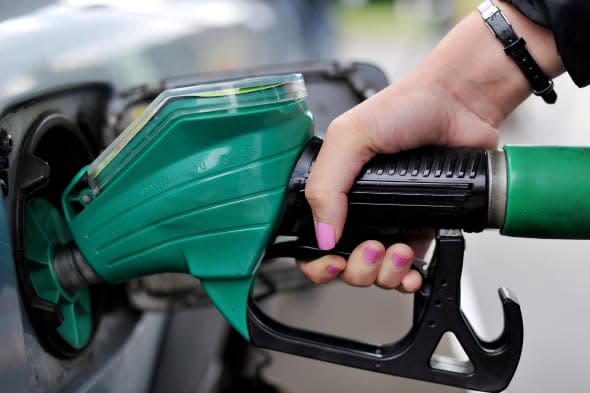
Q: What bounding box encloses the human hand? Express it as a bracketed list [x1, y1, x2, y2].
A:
[299, 3, 563, 290]
[299, 71, 499, 291]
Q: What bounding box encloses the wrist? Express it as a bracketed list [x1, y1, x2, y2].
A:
[416, 1, 564, 128]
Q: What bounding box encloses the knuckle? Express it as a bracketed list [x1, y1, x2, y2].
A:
[304, 186, 331, 209]
[326, 112, 364, 141]
[325, 117, 361, 148]
[326, 116, 349, 137]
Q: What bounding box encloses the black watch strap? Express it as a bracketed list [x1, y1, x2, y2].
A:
[477, 0, 557, 104]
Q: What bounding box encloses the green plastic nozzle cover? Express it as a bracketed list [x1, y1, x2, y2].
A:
[62, 74, 313, 339]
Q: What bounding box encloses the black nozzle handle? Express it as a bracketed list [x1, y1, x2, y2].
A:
[282, 137, 489, 239]
[258, 139, 522, 392]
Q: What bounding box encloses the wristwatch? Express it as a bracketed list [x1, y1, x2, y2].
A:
[477, 0, 557, 104]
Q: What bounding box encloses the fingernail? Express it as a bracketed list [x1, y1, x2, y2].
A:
[315, 222, 336, 250]
[392, 253, 411, 267]
[327, 264, 341, 275]
[363, 246, 382, 265]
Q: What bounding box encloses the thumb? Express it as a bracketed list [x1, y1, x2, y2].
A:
[305, 115, 376, 250]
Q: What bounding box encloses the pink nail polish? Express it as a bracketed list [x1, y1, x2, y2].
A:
[327, 264, 341, 275]
[315, 222, 336, 250]
[392, 254, 410, 267]
[363, 247, 382, 265]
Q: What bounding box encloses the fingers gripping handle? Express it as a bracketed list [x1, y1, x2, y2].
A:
[249, 230, 523, 392]
[281, 137, 490, 239]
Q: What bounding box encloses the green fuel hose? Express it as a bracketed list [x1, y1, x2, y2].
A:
[503, 146, 590, 238]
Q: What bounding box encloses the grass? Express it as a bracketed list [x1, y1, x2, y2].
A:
[333, 0, 480, 37]
[334, 2, 434, 37]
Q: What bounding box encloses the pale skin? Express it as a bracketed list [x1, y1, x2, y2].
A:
[300, 1, 565, 289]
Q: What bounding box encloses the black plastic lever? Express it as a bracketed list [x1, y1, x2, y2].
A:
[248, 229, 523, 392]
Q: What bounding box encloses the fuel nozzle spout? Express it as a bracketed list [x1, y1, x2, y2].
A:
[53, 243, 102, 292]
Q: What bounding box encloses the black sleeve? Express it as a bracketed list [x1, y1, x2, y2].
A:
[504, 0, 590, 87]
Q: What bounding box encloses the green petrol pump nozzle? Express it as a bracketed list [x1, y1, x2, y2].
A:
[30, 74, 590, 392]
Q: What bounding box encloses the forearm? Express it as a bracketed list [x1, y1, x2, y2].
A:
[413, 1, 564, 129]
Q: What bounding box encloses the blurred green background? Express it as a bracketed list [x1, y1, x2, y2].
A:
[334, 0, 479, 35]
